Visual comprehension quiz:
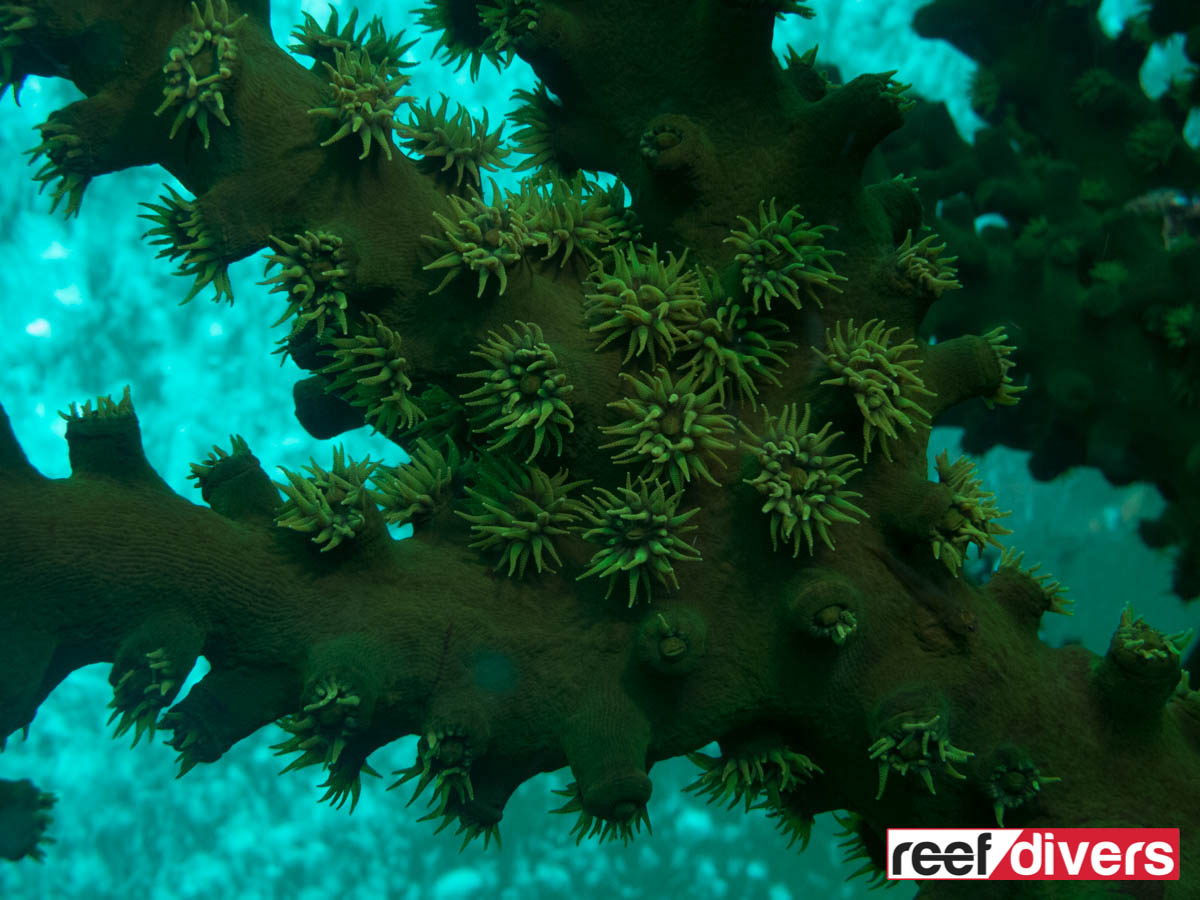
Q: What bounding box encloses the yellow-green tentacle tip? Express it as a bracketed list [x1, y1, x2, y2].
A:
[58, 384, 135, 421]
[154, 0, 246, 149]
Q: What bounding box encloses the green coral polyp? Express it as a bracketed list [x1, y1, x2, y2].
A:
[262, 230, 352, 341]
[816, 318, 935, 461]
[187, 434, 253, 490]
[930, 451, 1012, 576]
[681, 280, 797, 408]
[139, 184, 233, 305]
[415, 0, 500, 82]
[509, 174, 627, 266]
[107, 647, 178, 748]
[480, 0, 541, 59]
[576, 476, 701, 606]
[1161, 304, 1197, 351]
[507, 82, 561, 172]
[290, 7, 415, 72]
[724, 198, 846, 313]
[685, 745, 822, 812]
[274, 447, 379, 551]
[0, 5, 35, 103]
[896, 229, 961, 299]
[308, 48, 415, 161]
[809, 604, 858, 645]
[460, 321, 574, 461]
[58, 384, 134, 421]
[996, 547, 1074, 616]
[371, 438, 462, 527]
[984, 749, 1062, 827]
[834, 812, 891, 889]
[27, 118, 89, 219]
[423, 188, 529, 296]
[272, 676, 366, 781]
[154, 0, 246, 149]
[390, 729, 481, 843]
[868, 713, 973, 799]
[399, 94, 510, 188]
[741, 403, 867, 557]
[320, 313, 423, 438]
[600, 367, 735, 490]
[457, 457, 587, 577]
[584, 243, 704, 365]
[982, 326, 1026, 408]
[551, 781, 651, 847]
[1112, 603, 1194, 666]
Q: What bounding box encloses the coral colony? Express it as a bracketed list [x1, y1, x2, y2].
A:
[3, 0, 1200, 894]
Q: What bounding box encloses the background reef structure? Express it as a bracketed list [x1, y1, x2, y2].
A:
[1, 0, 1199, 897]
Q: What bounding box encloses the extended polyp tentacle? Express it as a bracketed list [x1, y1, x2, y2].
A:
[107, 611, 206, 747]
[25, 87, 156, 219]
[188, 434, 282, 525]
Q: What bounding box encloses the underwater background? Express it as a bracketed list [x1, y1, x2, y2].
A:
[0, 0, 1195, 897]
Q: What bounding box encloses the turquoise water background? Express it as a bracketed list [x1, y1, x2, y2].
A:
[0, 1, 1194, 897]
